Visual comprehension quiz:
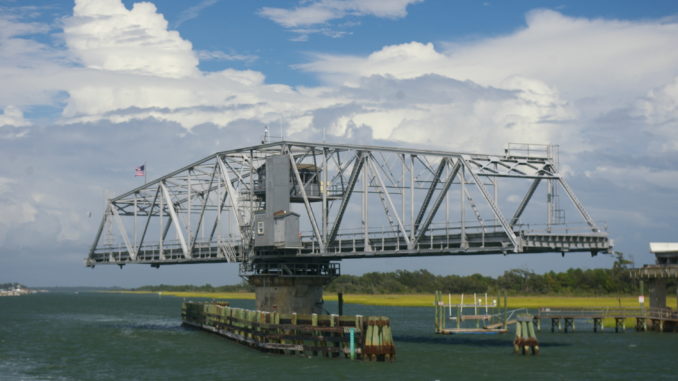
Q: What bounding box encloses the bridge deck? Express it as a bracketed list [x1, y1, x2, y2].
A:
[86, 230, 610, 266]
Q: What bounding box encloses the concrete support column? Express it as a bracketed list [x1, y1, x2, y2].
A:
[248, 275, 332, 314]
[649, 279, 667, 309]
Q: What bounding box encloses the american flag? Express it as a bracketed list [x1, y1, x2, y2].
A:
[135, 164, 145, 177]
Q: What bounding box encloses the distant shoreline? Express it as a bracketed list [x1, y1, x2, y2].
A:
[0, 286, 47, 297]
[105, 290, 676, 309]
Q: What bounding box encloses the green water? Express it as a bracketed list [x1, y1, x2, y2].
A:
[1, 292, 677, 380]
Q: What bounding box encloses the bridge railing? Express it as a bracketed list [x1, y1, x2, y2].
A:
[515, 221, 608, 235]
[301, 223, 506, 254]
[90, 238, 243, 263]
[241, 261, 340, 277]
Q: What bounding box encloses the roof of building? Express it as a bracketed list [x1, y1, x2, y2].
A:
[649, 242, 678, 254]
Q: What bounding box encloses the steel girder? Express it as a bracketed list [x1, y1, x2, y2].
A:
[86, 141, 612, 267]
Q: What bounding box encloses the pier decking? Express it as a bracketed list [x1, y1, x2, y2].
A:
[536, 307, 678, 332]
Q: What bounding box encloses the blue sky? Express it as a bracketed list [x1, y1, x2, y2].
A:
[131, 0, 678, 86]
[0, 0, 677, 287]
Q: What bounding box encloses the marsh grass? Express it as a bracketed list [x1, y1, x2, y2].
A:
[111, 290, 255, 300]
[113, 290, 677, 309]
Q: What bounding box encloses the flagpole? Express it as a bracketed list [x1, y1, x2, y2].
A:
[144, 162, 147, 185]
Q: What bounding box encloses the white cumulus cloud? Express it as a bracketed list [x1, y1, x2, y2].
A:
[64, 0, 199, 78]
[174, 0, 218, 28]
[0, 106, 29, 127]
[300, 10, 678, 104]
[259, 0, 423, 28]
[57, 0, 333, 128]
[196, 50, 257, 63]
[585, 165, 678, 192]
[635, 76, 678, 151]
[0, 177, 38, 244]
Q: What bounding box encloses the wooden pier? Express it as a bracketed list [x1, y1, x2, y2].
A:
[182, 301, 395, 361]
[536, 307, 678, 333]
[434, 291, 510, 334]
[433, 292, 540, 354]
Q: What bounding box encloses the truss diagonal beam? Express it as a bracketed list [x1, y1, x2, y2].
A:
[208, 182, 230, 242]
[460, 157, 520, 251]
[137, 186, 160, 253]
[190, 162, 218, 252]
[558, 177, 600, 232]
[510, 178, 541, 227]
[160, 182, 189, 258]
[289, 151, 325, 251]
[89, 204, 110, 258]
[367, 154, 411, 247]
[328, 152, 365, 246]
[111, 203, 137, 260]
[414, 159, 461, 245]
[217, 156, 244, 228]
[414, 158, 447, 232]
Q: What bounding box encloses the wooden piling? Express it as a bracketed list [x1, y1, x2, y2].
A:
[551, 318, 561, 333]
[514, 314, 539, 355]
[593, 317, 602, 333]
[338, 292, 344, 316]
[564, 318, 575, 333]
[615, 317, 625, 333]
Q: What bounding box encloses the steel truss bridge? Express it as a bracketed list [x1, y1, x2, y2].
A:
[86, 141, 612, 275]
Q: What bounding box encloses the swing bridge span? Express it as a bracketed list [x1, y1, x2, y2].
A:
[86, 141, 612, 275]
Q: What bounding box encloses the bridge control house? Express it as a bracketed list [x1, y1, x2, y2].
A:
[633, 242, 678, 310]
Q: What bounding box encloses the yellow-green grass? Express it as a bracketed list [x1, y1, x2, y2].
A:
[109, 290, 677, 309]
[109, 290, 255, 300]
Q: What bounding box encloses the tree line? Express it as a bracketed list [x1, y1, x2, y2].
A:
[326, 252, 648, 295]
[137, 283, 254, 292]
[137, 253, 666, 296]
[326, 267, 638, 295]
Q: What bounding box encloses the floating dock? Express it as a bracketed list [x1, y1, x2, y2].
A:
[182, 301, 395, 361]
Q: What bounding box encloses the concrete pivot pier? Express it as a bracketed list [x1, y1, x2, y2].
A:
[248, 268, 337, 314]
[250, 276, 326, 314]
[244, 260, 339, 314]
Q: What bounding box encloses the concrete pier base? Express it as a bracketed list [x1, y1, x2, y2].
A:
[649, 279, 667, 309]
[248, 275, 332, 314]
